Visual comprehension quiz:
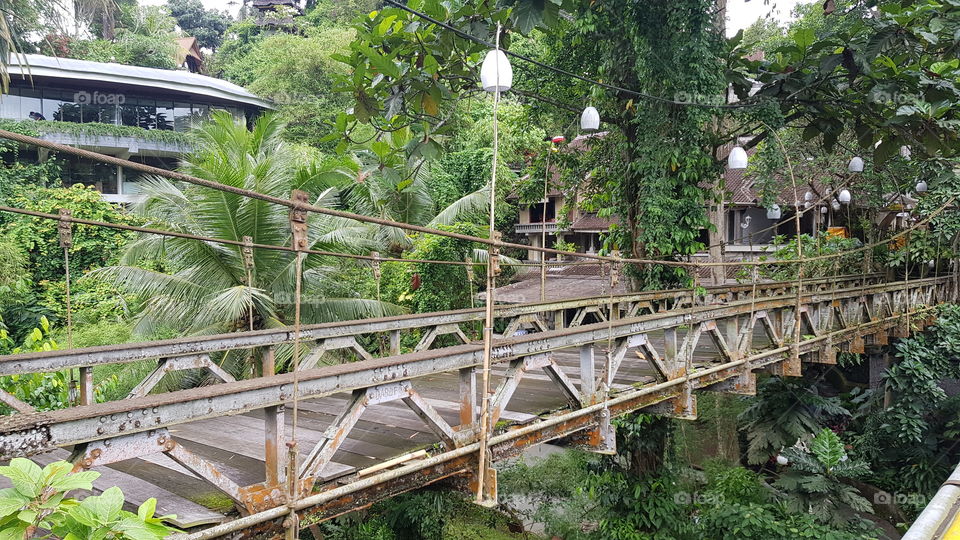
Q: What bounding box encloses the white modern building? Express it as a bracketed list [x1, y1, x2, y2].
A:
[1, 54, 272, 203]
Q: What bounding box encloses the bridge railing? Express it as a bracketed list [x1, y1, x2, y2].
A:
[0, 275, 947, 528]
[0, 274, 880, 413]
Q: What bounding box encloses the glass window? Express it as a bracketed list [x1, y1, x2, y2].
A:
[19, 87, 43, 121]
[173, 102, 192, 131]
[47, 89, 80, 122]
[120, 97, 139, 127]
[190, 104, 209, 127]
[135, 97, 157, 129]
[0, 90, 21, 120]
[155, 100, 174, 130]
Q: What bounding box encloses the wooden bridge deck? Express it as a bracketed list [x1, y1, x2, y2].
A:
[0, 275, 948, 536]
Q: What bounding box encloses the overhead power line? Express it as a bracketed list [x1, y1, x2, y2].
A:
[0, 129, 952, 269]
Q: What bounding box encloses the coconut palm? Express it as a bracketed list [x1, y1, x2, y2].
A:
[338, 131, 491, 254]
[95, 111, 400, 343]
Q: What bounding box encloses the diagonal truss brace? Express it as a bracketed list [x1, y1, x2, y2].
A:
[299, 381, 458, 487]
[127, 354, 235, 399]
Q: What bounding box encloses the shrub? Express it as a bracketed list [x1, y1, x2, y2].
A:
[0, 458, 178, 538]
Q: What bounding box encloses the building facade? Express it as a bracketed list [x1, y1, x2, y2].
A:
[1, 54, 271, 203]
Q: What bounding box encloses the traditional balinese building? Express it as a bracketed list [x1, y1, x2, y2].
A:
[174, 37, 204, 73]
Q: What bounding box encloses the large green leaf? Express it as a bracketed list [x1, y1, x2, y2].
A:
[0, 458, 42, 498]
[0, 488, 28, 519]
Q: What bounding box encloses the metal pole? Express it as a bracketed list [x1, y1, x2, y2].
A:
[540, 146, 550, 303]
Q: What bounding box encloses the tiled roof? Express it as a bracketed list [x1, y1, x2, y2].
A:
[570, 214, 618, 231]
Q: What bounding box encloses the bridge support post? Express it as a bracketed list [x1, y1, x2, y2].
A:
[580, 344, 595, 401]
[78, 366, 93, 406]
[459, 367, 477, 427]
[389, 330, 400, 356]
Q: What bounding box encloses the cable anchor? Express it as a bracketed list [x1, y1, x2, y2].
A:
[289, 190, 309, 251]
[57, 209, 73, 249]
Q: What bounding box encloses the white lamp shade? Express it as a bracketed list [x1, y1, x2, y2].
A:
[820, 206, 828, 214]
[929, 260, 936, 268]
[838, 189, 852, 204]
[804, 191, 813, 201]
[580, 106, 600, 132]
[766, 204, 781, 220]
[848, 156, 864, 173]
[831, 201, 841, 211]
[916, 180, 928, 193]
[480, 49, 512, 93]
[728, 146, 748, 170]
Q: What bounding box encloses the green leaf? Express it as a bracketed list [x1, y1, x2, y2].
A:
[80, 486, 124, 523]
[0, 523, 28, 540]
[51, 469, 99, 493]
[793, 28, 815, 49]
[357, 44, 400, 79]
[0, 458, 43, 497]
[0, 489, 28, 518]
[137, 498, 157, 521]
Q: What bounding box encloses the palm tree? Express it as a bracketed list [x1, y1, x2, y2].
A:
[95, 111, 400, 344]
[338, 132, 491, 254]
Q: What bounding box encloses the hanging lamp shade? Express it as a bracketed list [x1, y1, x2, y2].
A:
[766, 204, 781, 220]
[831, 200, 841, 211]
[848, 156, 864, 173]
[804, 191, 813, 201]
[580, 106, 600, 132]
[480, 49, 512, 93]
[728, 146, 748, 170]
[838, 189, 852, 204]
[820, 206, 828, 214]
[916, 180, 928, 193]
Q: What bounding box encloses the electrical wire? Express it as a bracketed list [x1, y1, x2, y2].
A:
[0, 130, 954, 269]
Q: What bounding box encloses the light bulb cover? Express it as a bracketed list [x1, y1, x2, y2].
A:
[480, 49, 512, 93]
[820, 206, 828, 214]
[838, 189, 852, 204]
[848, 156, 864, 173]
[580, 106, 600, 132]
[804, 191, 813, 201]
[728, 146, 748, 170]
[766, 204, 781, 220]
[831, 201, 841, 211]
[916, 180, 928, 193]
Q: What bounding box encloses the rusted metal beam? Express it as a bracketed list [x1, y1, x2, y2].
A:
[0, 275, 885, 376]
[0, 278, 944, 461]
[182, 301, 941, 539]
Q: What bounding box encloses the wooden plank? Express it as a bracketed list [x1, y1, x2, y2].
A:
[172, 419, 355, 483]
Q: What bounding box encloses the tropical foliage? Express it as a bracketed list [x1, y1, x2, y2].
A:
[0, 458, 178, 539]
[95, 111, 397, 338]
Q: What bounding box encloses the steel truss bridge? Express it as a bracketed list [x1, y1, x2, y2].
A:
[0, 274, 950, 538]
